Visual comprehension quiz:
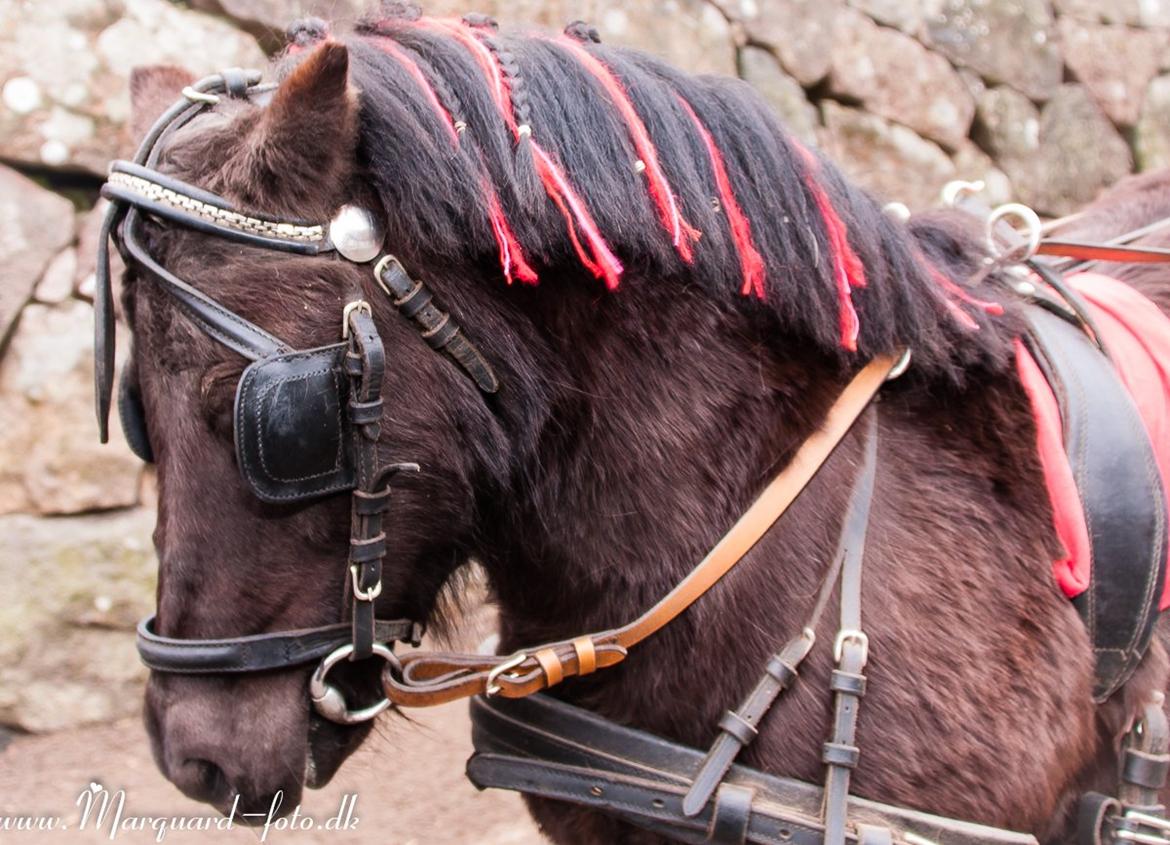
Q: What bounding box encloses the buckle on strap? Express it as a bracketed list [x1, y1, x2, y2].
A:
[1121, 812, 1170, 844]
[350, 564, 382, 601]
[342, 300, 372, 339]
[486, 653, 529, 697]
[833, 629, 869, 666]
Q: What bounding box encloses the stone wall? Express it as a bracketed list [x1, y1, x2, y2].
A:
[1, 0, 1168, 732]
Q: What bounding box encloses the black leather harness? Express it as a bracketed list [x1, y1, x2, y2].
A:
[97, 70, 497, 723]
[468, 693, 1037, 845]
[1024, 298, 1168, 702]
[460, 265, 1170, 844]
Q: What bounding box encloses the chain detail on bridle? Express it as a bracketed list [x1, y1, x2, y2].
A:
[106, 170, 327, 243]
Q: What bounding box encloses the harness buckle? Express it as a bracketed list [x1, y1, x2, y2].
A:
[341, 300, 372, 339]
[1124, 812, 1170, 838]
[485, 653, 529, 697]
[833, 629, 869, 667]
[1116, 828, 1170, 845]
[350, 564, 383, 602]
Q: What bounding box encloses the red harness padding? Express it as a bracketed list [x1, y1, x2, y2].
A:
[1016, 272, 1170, 609]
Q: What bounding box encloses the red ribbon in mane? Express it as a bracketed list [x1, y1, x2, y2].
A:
[677, 96, 766, 301]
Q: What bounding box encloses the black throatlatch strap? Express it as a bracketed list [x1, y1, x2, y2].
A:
[1024, 306, 1168, 701]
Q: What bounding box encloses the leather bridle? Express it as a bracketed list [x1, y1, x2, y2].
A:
[99, 69, 488, 724]
[99, 67, 907, 727]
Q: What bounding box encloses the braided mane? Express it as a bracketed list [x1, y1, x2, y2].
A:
[289, 6, 1014, 377]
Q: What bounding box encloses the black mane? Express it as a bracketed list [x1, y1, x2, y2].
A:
[298, 7, 1016, 378]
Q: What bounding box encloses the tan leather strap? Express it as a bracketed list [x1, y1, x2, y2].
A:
[382, 354, 900, 708]
[1037, 240, 1170, 264]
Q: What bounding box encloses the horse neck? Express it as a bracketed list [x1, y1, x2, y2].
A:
[471, 274, 854, 695]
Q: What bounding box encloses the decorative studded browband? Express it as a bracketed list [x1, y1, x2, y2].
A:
[96, 68, 497, 725]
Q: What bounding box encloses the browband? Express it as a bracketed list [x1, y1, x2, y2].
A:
[104, 161, 331, 255]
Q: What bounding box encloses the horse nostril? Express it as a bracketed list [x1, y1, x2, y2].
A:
[172, 757, 231, 806]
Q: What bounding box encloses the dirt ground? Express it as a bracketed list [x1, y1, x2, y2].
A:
[0, 701, 545, 845]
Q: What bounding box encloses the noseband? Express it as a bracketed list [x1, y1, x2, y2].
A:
[97, 69, 496, 724]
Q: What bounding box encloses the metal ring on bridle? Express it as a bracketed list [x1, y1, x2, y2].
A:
[986, 202, 1042, 262]
[181, 86, 220, 105]
[886, 348, 912, 381]
[309, 642, 399, 725]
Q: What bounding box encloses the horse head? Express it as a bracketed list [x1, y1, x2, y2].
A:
[121, 41, 521, 816]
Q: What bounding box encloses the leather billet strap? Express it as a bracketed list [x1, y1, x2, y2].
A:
[823, 411, 879, 845]
[383, 354, 901, 708]
[374, 255, 499, 393]
[345, 305, 388, 661]
[682, 635, 812, 818]
[136, 615, 420, 673]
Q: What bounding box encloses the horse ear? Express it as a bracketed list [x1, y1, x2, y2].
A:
[247, 41, 358, 196]
[129, 65, 196, 141]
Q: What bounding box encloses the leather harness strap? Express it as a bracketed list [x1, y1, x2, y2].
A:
[346, 306, 389, 661]
[1037, 241, 1170, 264]
[681, 409, 880, 821]
[822, 412, 879, 845]
[135, 616, 419, 673]
[467, 692, 1042, 845]
[383, 354, 900, 707]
